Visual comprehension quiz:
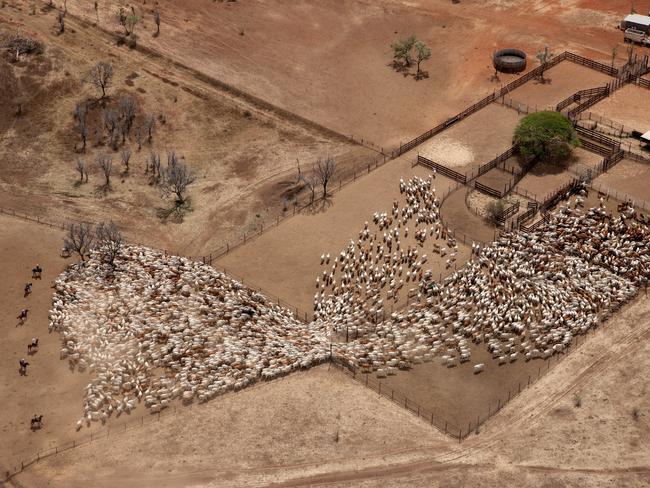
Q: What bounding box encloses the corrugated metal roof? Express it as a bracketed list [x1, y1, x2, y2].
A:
[624, 14, 650, 26]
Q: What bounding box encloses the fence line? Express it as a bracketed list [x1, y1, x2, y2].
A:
[416, 155, 467, 183]
[474, 146, 518, 179]
[590, 182, 650, 212]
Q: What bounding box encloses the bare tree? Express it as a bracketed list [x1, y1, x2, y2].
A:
[134, 125, 143, 150]
[301, 173, 317, 204]
[118, 95, 137, 138]
[95, 221, 123, 266]
[75, 158, 87, 183]
[148, 152, 161, 181]
[57, 11, 65, 33]
[121, 147, 131, 173]
[161, 157, 196, 205]
[143, 114, 155, 143]
[167, 150, 179, 168]
[75, 102, 89, 152]
[314, 157, 336, 197]
[95, 154, 112, 188]
[88, 61, 113, 100]
[153, 9, 160, 36]
[64, 222, 95, 262]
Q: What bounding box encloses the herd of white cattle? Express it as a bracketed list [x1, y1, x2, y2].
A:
[49, 177, 650, 426]
[49, 249, 330, 428]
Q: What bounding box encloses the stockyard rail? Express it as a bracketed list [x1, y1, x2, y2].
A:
[416, 155, 467, 183]
[395, 51, 619, 158]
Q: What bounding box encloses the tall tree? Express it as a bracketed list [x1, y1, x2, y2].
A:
[88, 61, 113, 100]
[414, 40, 431, 78]
[314, 157, 336, 197]
[64, 222, 95, 262]
[96, 154, 113, 188]
[95, 221, 123, 266]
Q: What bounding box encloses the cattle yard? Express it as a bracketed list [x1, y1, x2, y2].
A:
[2, 0, 650, 486]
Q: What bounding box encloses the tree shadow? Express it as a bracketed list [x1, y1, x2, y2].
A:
[156, 199, 193, 223]
[93, 183, 111, 197]
[533, 76, 553, 85]
[303, 196, 334, 215]
[414, 70, 429, 81]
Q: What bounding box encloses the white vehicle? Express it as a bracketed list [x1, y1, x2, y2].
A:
[624, 28, 650, 46]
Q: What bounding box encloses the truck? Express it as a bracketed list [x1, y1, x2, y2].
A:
[624, 27, 650, 46]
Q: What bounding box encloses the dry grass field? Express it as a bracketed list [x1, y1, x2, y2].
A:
[2, 0, 650, 486]
[0, 2, 374, 259]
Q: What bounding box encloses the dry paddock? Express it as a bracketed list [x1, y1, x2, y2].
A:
[589, 83, 650, 132]
[0, 214, 148, 468]
[216, 156, 472, 317]
[417, 104, 523, 175]
[504, 61, 614, 110]
[513, 148, 604, 202]
[592, 158, 650, 206]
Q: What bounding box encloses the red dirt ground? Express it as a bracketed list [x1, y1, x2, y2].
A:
[63, 0, 650, 150]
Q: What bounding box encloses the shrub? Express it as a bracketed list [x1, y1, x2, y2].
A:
[485, 199, 505, 225]
[514, 111, 579, 164]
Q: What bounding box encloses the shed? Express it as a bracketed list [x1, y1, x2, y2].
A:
[621, 14, 650, 34]
[641, 130, 650, 145]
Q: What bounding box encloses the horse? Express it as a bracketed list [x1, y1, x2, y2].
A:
[27, 338, 39, 353]
[32, 265, 43, 279]
[17, 308, 29, 325]
[31, 415, 43, 430]
[19, 358, 30, 375]
[24, 282, 32, 297]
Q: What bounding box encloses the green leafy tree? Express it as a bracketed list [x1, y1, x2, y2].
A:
[414, 40, 431, 78]
[514, 111, 580, 164]
[391, 34, 417, 67]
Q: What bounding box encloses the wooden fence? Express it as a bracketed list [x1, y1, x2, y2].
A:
[395, 51, 619, 158]
[556, 85, 609, 112]
[575, 125, 621, 152]
[498, 201, 520, 224]
[540, 179, 583, 212]
[634, 76, 650, 90]
[416, 155, 467, 183]
[564, 52, 618, 76]
[475, 146, 518, 179]
[474, 181, 502, 198]
[622, 150, 650, 165]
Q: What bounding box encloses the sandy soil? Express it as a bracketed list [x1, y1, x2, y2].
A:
[217, 159, 468, 317]
[440, 186, 498, 244]
[593, 158, 650, 206]
[590, 84, 650, 132]
[418, 104, 523, 174]
[60, 0, 642, 149]
[10, 293, 650, 488]
[0, 215, 143, 467]
[506, 61, 614, 110]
